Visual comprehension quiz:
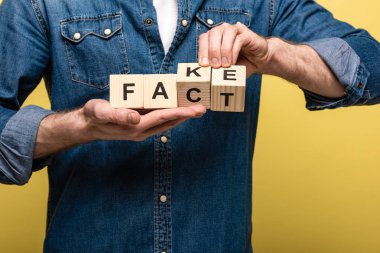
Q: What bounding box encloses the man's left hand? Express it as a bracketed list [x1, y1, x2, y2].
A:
[198, 22, 272, 76]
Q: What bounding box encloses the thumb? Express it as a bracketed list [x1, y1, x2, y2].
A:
[235, 22, 268, 57]
[84, 99, 141, 125]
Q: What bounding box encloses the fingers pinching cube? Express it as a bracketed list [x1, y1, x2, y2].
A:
[110, 74, 144, 109]
[143, 74, 178, 109]
[211, 65, 246, 112]
[176, 63, 211, 109]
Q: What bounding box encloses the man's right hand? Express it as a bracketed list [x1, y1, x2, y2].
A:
[34, 99, 206, 159]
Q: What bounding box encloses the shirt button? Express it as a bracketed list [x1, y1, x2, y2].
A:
[160, 135, 168, 144]
[146, 18, 153, 25]
[73, 32, 81, 40]
[104, 28, 112, 36]
[181, 19, 188, 27]
[207, 19, 214, 25]
[357, 82, 363, 89]
[160, 195, 167, 203]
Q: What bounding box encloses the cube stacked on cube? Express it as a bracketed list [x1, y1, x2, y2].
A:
[110, 64, 246, 112]
[177, 63, 211, 109]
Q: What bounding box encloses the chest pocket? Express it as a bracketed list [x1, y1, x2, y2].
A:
[195, 9, 251, 56]
[61, 13, 130, 89]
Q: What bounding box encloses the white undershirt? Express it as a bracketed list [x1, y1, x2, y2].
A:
[153, 0, 178, 54]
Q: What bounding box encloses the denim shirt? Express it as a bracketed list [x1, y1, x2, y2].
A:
[0, 0, 379, 252]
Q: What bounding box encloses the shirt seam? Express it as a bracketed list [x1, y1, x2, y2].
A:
[30, 0, 49, 39]
[268, 0, 275, 35]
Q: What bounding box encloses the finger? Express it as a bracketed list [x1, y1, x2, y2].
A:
[235, 22, 262, 40]
[113, 109, 141, 125]
[138, 105, 206, 131]
[220, 25, 238, 67]
[232, 22, 264, 64]
[208, 24, 226, 68]
[198, 32, 210, 66]
[235, 22, 263, 43]
[231, 33, 247, 65]
[84, 99, 141, 125]
[235, 22, 268, 58]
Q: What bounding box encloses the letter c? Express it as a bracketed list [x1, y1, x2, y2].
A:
[186, 88, 201, 102]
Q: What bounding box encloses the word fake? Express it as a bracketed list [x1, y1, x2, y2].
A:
[110, 63, 246, 112]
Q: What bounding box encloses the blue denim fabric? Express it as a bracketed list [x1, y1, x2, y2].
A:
[0, 0, 379, 252]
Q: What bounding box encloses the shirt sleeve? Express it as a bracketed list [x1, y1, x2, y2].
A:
[270, 0, 380, 110]
[0, 0, 53, 185]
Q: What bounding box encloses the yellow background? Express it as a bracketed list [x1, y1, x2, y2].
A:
[0, 0, 379, 252]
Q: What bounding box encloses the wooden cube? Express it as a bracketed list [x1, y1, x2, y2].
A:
[110, 74, 144, 108]
[211, 65, 246, 112]
[176, 63, 211, 108]
[144, 74, 178, 109]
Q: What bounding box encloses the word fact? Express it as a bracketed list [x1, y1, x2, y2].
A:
[110, 63, 246, 112]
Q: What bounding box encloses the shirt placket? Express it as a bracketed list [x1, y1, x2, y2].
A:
[154, 132, 172, 253]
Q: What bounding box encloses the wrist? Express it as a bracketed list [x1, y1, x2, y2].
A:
[264, 37, 308, 84]
[34, 108, 92, 159]
[44, 108, 94, 144]
[72, 107, 96, 143]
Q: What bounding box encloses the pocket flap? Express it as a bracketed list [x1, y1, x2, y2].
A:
[196, 9, 251, 29]
[61, 13, 122, 43]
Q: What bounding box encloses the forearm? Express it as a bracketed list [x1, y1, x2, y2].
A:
[34, 108, 91, 159]
[264, 38, 346, 98]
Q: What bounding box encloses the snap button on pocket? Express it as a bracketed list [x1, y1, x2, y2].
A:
[206, 19, 214, 25]
[104, 28, 112, 36]
[196, 9, 251, 29]
[73, 32, 81, 40]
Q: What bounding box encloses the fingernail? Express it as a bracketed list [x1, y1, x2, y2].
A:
[221, 57, 230, 66]
[193, 105, 207, 116]
[211, 57, 220, 66]
[201, 56, 209, 65]
[128, 112, 139, 124]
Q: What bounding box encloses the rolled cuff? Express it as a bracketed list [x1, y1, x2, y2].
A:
[302, 38, 370, 110]
[0, 105, 54, 185]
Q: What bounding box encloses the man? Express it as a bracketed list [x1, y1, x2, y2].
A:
[0, 0, 379, 252]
